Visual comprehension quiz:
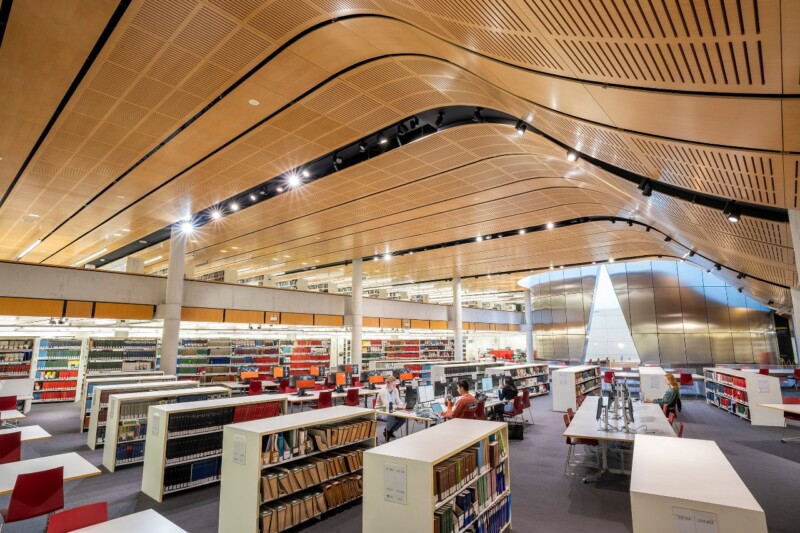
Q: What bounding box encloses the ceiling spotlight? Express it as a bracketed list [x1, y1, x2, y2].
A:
[249, 194, 257, 201]
[359, 142, 368, 152]
[664, 236, 672, 242]
[211, 210, 222, 220]
[518, 229, 526, 235]
[546, 222, 554, 229]
[611, 219, 616, 224]
[476, 236, 483, 242]
[737, 273, 746, 279]
[645, 227, 651, 232]
[515, 120, 527, 136]
[287, 173, 301, 188]
[179, 221, 194, 234]
[229, 202, 240, 212]
[378, 132, 388, 145]
[559, 265, 564, 269]
[627, 221, 633, 227]
[373, 256, 379, 262]
[409, 116, 419, 128]
[472, 107, 484, 123]
[566, 150, 578, 162]
[301, 169, 310, 178]
[689, 250, 696, 257]
[715, 263, 722, 271]
[738, 287, 743, 293]
[333, 154, 343, 165]
[608, 257, 615, 263]
[276, 186, 284, 193]
[383, 252, 391, 261]
[549, 265, 554, 270]
[723, 200, 741, 223]
[397, 122, 408, 135]
[638, 179, 653, 197]
[435, 110, 445, 128]
[248, 99, 260, 106]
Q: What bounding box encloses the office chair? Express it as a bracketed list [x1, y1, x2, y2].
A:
[248, 381, 263, 396]
[521, 388, 533, 424]
[563, 414, 599, 477]
[47, 502, 108, 533]
[781, 397, 800, 444]
[344, 388, 360, 407]
[0, 432, 21, 464]
[0, 467, 64, 528]
[313, 391, 333, 410]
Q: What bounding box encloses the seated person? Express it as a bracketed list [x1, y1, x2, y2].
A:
[646, 374, 680, 415]
[374, 375, 406, 441]
[491, 376, 518, 420]
[444, 380, 477, 420]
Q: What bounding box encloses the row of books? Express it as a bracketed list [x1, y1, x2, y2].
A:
[39, 339, 82, 349]
[462, 493, 510, 533]
[176, 365, 230, 374]
[166, 432, 222, 464]
[37, 359, 79, 368]
[716, 373, 747, 388]
[118, 420, 147, 442]
[33, 390, 76, 402]
[166, 401, 282, 436]
[437, 467, 507, 533]
[89, 350, 158, 360]
[37, 349, 82, 358]
[261, 447, 366, 502]
[578, 369, 600, 380]
[434, 447, 479, 502]
[119, 399, 177, 420]
[90, 339, 158, 349]
[34, 380, 78, 390]
[116, 439, 146, 464]
[0, 339, 33, 349]
[0, 352, 29, 362]
[575, 380, 599, 396]
[261, 419, 376, 465]
[260, 489, 328, 533]
[0, 363, 31, 375]
[263, 429, 312, 465]
[164, 456, 221, 493]
[35, 369, 79, 380]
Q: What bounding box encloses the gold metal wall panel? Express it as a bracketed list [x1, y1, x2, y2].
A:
[657, 334, 688, 366]
[703, 287, 733, 331]
[651, 260, 680, 288]
[709, 332, 735, 364]
[628, 288, 658, 334]
[684, 334, 713, 366]
[731, 331, 755, 362]
[631, 333, 660, 365]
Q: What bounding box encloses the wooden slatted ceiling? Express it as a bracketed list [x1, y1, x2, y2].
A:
[0, 5, 794, 264]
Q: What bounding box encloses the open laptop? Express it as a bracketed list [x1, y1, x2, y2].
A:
[431, 402, 444, 414]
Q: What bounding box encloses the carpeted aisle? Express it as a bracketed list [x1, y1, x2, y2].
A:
[2, 394, 799, 532]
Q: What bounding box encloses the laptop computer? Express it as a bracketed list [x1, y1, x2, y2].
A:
[431, 402, 444, 414]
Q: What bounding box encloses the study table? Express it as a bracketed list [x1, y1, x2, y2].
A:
[0, 409, 25, 426]
[285, 388, 379, 411]
[74, 510, 187, 532]
[630, 435, 766, 532]
[758, 403, 800, 442]
[0, 452, 101, 495]
[563, 396, 675, 481]
[0, 424, 51, 441]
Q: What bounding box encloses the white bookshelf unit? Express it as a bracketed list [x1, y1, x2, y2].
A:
[488, 363, 550, 397]
[79, 373, 171, 432]
[363, 419, 510, 533]
[0, 338, 35, 381]
[101, 386, 230, 472]
[638, 367, 667, 401]
[86, 380, 201, 450]
[369, 359, 445, 385]
[218, 405, 376, 533]
[551, 365, 601, 412]
[141, 394, 288, 502]
[32, 338, 85, 403]
[430, 362, 502, 386]
[87, 338, 159, 373]
[703, 368, 783, 426]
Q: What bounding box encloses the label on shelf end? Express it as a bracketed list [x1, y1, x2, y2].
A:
[383, 462, 407, 505]
[233, 433, 247, 465]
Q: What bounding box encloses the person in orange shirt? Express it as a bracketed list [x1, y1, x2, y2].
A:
[443, 379, 477, 420]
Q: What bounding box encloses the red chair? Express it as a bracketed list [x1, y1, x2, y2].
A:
[248, 381, 263, 396]
[0, 467, 64, 526]
[475, 401, 487, 420]
[499, 397, 524, 423]
[351, 377, 361, 388]
[567, 407, 575, 421]
[0, 396, 17, 410]
[47, 502, 108, 533]
[278, 379, 296, 394]
[563, 414, 599, 476]
[677, 422, 685, 438]
[313, 391, 333, 410]
[794, 369, 800, 391]
[759, 368, 770, 375]
[781, 397, 800, 444]
[603, 371, 615, 391]
[313, 383, 324, 391]
[344, 388, 360, 407]
[521, 388, 533, 424]
[0, 431, 21, 464]
[576, 394, 586, 408]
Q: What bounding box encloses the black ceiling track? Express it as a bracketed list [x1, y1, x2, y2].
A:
[0, 0, 131, 209]
[0, 0, 13, 49]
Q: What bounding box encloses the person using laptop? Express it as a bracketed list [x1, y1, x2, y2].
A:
[490, 376, 518, 420]
[375, 375, 406, 441]
[443, 380, 477, 420]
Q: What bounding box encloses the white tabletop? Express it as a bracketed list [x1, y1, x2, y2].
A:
[563, 396, 676, 442]
[74, 510, 187, 532]
[0, 452, 100, 495]
[741, 368, 795, 376]
[758, 403, 800, 415]
[286, 388, 379, 403]
[0, 409, 25, 421]
[0, 424, 51, 441]
[631, 435, 763, 512]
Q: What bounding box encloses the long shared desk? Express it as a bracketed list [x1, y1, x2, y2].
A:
[563, 396, 676, 481]
[0, 452, 100, 495]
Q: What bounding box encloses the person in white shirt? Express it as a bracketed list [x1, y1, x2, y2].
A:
[374, 375, 406, 441]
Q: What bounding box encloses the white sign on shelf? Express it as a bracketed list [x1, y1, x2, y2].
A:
[650, 376, 661, 389]
[383, 462, 407, 505]
[233, 433, 247, 465]
[757, 379, 770, 393]
[559, 374, 567, 385]
[151, 412, 159, 436]
[672, 507, 718, 533]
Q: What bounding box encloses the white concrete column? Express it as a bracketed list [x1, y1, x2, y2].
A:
[453, 276, 463, 361]
[523, 288, 534, 363]
[791, 289, 800, 363]
[161, 225, 187, 375]
[351, 259, 363, 366]
[788, 210, 800, 361]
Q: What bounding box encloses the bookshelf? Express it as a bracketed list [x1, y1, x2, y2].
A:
[234, 339, 280, 380]
[87, 338, 159, 373]
[488, 363, 550, 397]
[369, 359, 445, 385]
[32, 338, 84, 403]
[0, 338, 35, 380]
[141, 394, 288, 501]
[218, 405, 377, 533]
[363, 419, 510, 533]
[79, 373, 171, 432]
[177, 338, 236, 383]
[703, 368, 783, 426]
[86, 380, 201, 450]
[430, 362, 502, 386]
[551, 365, 601, 412]
[283, 339, 331, 376]
[101, 386, 230, 472]
[363, 339, 455, 363]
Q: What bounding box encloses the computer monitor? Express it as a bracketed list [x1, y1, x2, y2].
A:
[398, 372, 414, 382]
[295, 379, 315, 397]
[431, 402, 444, 413]
[626, 398, 635, 425]
[310, 366, 320, 377]
[273, 366, 284, 378]
[481, 377, 493, 392]
[595, 395, 604, 421]
[368, 375, 385, 385]
[335, 373, 346, 386]
[449, 382, 460, 397]
[434, 381, 447, 398]
[419, 385, 434, 404]
[491, 375, 502, 388]
[404, 386, 417, 409]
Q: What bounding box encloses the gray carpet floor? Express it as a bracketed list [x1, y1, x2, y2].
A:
[3, 393, 800, 532]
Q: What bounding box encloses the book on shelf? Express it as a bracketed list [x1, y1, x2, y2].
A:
[261, 419, 376, 465]
[164, 456, 223, 493]
[261, 447, 367, 502]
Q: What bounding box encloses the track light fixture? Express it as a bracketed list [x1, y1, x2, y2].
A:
[737, 273, 746, 279]
[435, 110, 445, 127]
[645, 227, 651, 232]
[359, 141, 367, 152]
[378, 132, 388, 145]
[768, 300, 774, 305]
[566, 150, 578, 162]
[723, 200, 741, 223]
[664, 236, 672, 242]
[397, 122, 408, 134]
[472, 107, 484, 123]
[627, 221, 633, 227]
[715, 263, 721, 271]
[546, 222, 554, 229]
[688, 250, 696, 257]
[409, 116, 419, 128]
[333, 154, 343, 166]
[515, 120, 526, 135]
[638, 179, 653, 197]
[738, 287, 743, 293]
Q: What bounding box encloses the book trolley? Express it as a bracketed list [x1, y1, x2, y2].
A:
[219, 406, 377, 533]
